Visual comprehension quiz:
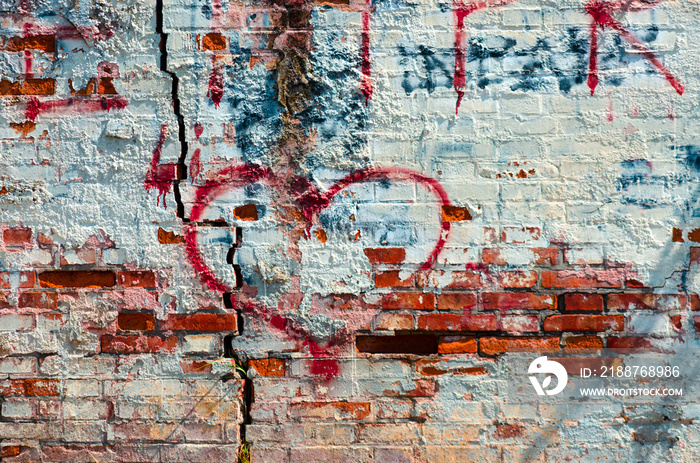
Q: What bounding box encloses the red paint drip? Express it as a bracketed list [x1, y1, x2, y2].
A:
[143, 125, 175, 208]
[585, 0, 683, 95]
[23, 23, 33, 79]
[194, 123, 204, 139]
[208, 59, 224, 107]
[607, 98, 614, 122]
[360, 0, 373, 105]
[24, 96, 128, 122]
[190, 148, 202, 183]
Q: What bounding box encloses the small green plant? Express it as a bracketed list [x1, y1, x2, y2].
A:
[197, 358, 248, 377]
[237, 438, 250, 463]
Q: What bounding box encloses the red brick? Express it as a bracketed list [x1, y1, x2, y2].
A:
[437, 293, 476, 311]
[607, 337, 656, 350]
[249, 358, 286, 377]
[0, 271, 35, 288]
[3, 226, 32, 246]
[380, 292, 435, 310]
[160, 313, 238, 331]
[363, 248, 406, 264]
[563, 293, 604, 311]
[448, 271, 483, 289]
[480, 336, 559, 355]
[498, 270, 538, 288]
[501, 227, 541, 244]
[157, 228, 185, 244]
[501, 315, 539, 332]
[117, 271, 156, 288]
[543, 315, 624, 332]
[482, 292, 556, 310]
[100, 335, 178, 354]
[0, 78, 55, 96]
[607, 294, 687, 311]
[482, 248, 506, 265]
[201, 32, 227, 50]
[418, 314, 498, 331]
[442, 205, 472, 222]
[375, 270, 414, 288]
[672, 227, 684, 242]
[18, 292, 57, 309]
[691, 247, 700, 266]
[693, 295, 700, 311]
[437, 336, 477, 354]
[38, 271, 116, 288]
[179, 359, 213, 374]
[564, 336, 604, 350]
[375, 313, 413, 330]
[356, 335, 438, 354]
[0, 379, 60, 396]
[533, 247, 560, 265]
[541, 271, 622, 289]
[117, 313, 155, 331]
[290, 401, 370, 420]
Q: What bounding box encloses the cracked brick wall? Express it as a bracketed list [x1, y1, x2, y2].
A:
[2, 0, 700, 461]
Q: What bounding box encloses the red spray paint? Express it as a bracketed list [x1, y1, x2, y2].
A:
[208, 58, 224, 107]
[144, 124, 176, 208]
[585, 0, 683, 95]
[190, 148, 202, 183]
[25, 96, 128, 122]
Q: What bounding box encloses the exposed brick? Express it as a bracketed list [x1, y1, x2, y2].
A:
[0, 78, 55, 96]
[375, 313, 413, 330]
[533, 247, 559, 265]
[289, 401, 370, 420]
[179, 359, 213, 374]
[541, 270, 622, 288]
[501, 315, 539, 332]
[564, 335, 604, 350]
[691, 247, 700, 265]
[117, 271, 156, 288]
[543, 315, 624, 332]
[563, 293, 604, 311]
[498, 270, 538, 288]
[0, 271, 35, 288]
[447, 271, 483, 289]
[607, 337, 658, 350]
[418, 314, 498, 331]
[157, 227, 185, 244]
[356, 335, 438, 354]
[201, 32, 227, 50]
[159, 313, 238, 331]
[3, 226, 32, 246]
[38, 271, 116, 288]
[437, 336, 477, 354]
[672, 227, 684, 242]
[363, 248, 406, 264]
[480, 336, 560, 355]
[98, 77, 118, 94]
[117, 312, 156, 331]
[375, 270, 414, 288]
[437, 292, 476, 310]
[233, 203, 259, 221]
[482, 292, 556, 310]
[100, 335, 178, 354]
[4, 35, 55, 53]
[380, 292, 435, 310]
[0, 379, 60, 396]
[442, 205, 472, 222]
[607, 294, 687, 311]
[18, 291, 58, 309]
[482, 248, 506, 265]
[249, 358, 286, 377]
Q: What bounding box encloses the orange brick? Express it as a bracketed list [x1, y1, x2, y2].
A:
[290, 401, 370, 420]
[233, 203, 259, 221]
[437, 336, 477, 354]
[482, 292, 556, 310]
[480, 336, 560, 355]
[157, 228, 185, 244]
[201, 32, 227, 50]
[498, 270, 538, 288]
[563, 294, 604, 311]
[0, 78, 55, 96]
[541, 271, 622, 289]
[380, 292, 435, 310]
[249, 358, 286, 377]
[418, 314, 498, 331]
[118, 271, 156, 288]
[437, 293, 476, 311]
[159, 313, 238, 331]
[533, 247, 559, 265]
[482, 248, 506, 265]
[118, 313, 155, 331]
[375, 270, 414, 288]
[375, 313, 413, 330]
[564, 336, 604, 350]
[38, 271, 116, 288]
[442, 205, 472, 222]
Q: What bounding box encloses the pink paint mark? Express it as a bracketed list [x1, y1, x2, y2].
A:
[607, 98, 614, 122]
[24, 96, 128, 122]
[208, 58, 224, 107]
[23, 23, 33, 79]
[190, 148, 202, 183]
[194, 123, 204, 139]
[144, 124, 175, 209]
[359, 0, 373, 105]
[585, 0, 683, 95]
[453, 0, 517, 114]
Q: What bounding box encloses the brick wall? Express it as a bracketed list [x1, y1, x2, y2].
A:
[2, 0, 700, 461]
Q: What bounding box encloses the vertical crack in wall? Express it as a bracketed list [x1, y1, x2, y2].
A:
[156, 0, 188, 220]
